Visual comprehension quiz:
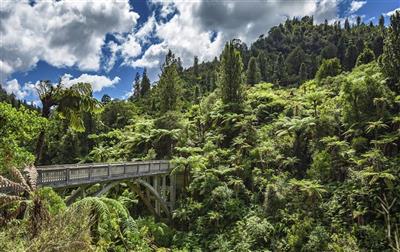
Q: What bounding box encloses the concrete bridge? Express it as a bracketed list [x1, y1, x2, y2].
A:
[37, 160, 176, 219]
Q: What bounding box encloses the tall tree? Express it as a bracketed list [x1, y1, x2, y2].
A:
[272, 53, 286, 85]
[299, 63, 308, 83]
[316, 58, 342, 81]
[344, 43, 358, 70]
[344, 18, 351, 31]
[379, 15, 385, 28]
[246, 56, 261, 85]
[140, 68, 151, 97]
[158, 51, 182, 112]
[101, 94, 111, 104]
[35, 80, 99, 164]
[380, 11, 400, 86]
[132, 72, 141, 99]
[285, 47, 306, 76]
[193, 56, 199, 79]
[356, 47, 375, 66]
[219, 41, 244, 110]
[321, 43, 338, 59]
[257, 51, 269, 82]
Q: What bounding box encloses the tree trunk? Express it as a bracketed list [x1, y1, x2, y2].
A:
[35, 103, 51, 165]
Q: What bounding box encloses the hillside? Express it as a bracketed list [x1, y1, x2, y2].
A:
[1, 11, 400, 251]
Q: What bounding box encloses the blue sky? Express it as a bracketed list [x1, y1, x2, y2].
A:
[1, 0, 399, 104]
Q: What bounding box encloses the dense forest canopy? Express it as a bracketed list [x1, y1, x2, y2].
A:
[1, 11, 400, 251]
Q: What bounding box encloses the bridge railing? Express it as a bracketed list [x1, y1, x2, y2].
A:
[37, 160, 171, 188]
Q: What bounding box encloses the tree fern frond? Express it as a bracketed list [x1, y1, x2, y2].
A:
[24, 165, 38, 191]
[0, 175, 28, 194]
[0, 193, 24, 207]
[70, 197, 110, 221]
[100, 197, 129, 219]
[9, 167, 26, 185]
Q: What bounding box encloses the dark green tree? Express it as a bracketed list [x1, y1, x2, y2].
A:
[35, 80, 99, 163]
[246, 56, 261, 85]
[344, 18, 351, 31]
[272, 53, 286, 85]
[316, 58, 342, 81]
[321, 43, 338, 59]
[299, 63, 308, 83]
[177, 57, 183, 73]
[372, 35, 384, 57]
[379, 15, 385, 28]
[140, 68, 151, 97]
[219, 41, 244, 109]
[380, 11, 400, 85]
[285, 47, 306, 75]
[193, 56, 199, 79]
[357, 16, 362, 26]
[158, 51, 182, 112]
[257, 51, 269, 82]
[344, 43, 358, 70]
[356, 48, 375, 66]
[101, 94, 111, 104]
[132, 72, 141, 99]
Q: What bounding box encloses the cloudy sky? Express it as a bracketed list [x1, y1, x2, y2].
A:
[1, 0, 399, 103]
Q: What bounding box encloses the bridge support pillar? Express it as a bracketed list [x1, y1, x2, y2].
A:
[153, 176, 160, 215]
[170, 174, 176, 210]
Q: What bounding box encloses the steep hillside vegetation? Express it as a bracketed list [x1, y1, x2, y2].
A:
[1, 12, 399, 251]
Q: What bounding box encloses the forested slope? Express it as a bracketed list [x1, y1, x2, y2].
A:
[1, 12, 399, 251]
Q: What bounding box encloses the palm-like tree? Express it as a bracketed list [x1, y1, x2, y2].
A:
[289, 179, 326, 205]
[0, 165, 48, 237]
[35, 80, 100, 164]
[280, 156, 300, 170]
[366, 119, 389, 140]
[305, 90, 326, 117]
[71, 197, 130, 249]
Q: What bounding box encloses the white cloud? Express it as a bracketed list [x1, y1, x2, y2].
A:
[385, 8, 400, 17]
[127, 0, 340, 80]
[1, 73, 119, 101]
[0, 0, 139, 81]
[1, 0, 344, 87]
[349, 1, 367, 14]
[104, 41, 120, 72]
[61, 74, 120, 92]
[2, 79, 36, 99]
[120, 34, 142, 62]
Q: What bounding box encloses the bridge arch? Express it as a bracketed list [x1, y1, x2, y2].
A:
[88, 179, 172, 218]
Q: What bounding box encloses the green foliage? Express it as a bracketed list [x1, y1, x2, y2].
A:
[219, 41, 245, 110]
[246, 56, 261, 85]
[356, 47, 375, 66]
[37, 187, 66, 215]
[340, 63, 394, 125]
[140, 68, 151, 97]
[2, 13, 400, 252]
[380, 10, 400, 86]
[0, 207, 92, 252]
[285, 47, 306, 76]
[101, 100, 138, 129]
[0, 103, 46, 171]
[316, 58, 342, 81]
[158, 51, 183, 113]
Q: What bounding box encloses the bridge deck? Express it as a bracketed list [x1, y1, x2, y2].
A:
[37, 160, 172, 188]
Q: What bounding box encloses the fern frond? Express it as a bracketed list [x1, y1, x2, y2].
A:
[24, 165, 38, 191]
[9, 167, 25, 184]
[0, 193, 24, 207]
[70, 197, 111, 221]
[100, 197, 129, 220]
[0, 175, 28, 194]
